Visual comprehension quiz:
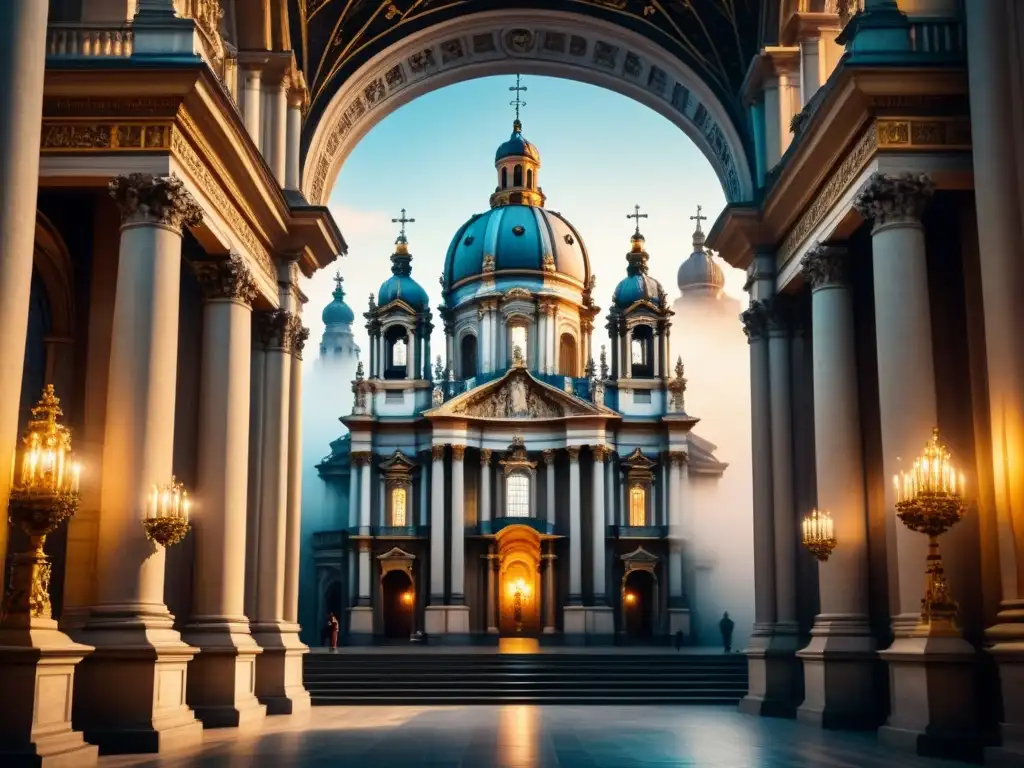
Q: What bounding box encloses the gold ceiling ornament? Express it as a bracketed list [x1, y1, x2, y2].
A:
[1, 385, 82, 623]
[801, 508, 837, 562]
[143, 476, 192, 548]
[894, 427, 966, 635]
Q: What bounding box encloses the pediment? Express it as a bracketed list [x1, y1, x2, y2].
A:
[427, 367, 613, 420]
[621, 546, 659, 566]
[377, 546, 415, 562]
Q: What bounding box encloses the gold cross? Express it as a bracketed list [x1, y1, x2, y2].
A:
[627, 204, 648, 236]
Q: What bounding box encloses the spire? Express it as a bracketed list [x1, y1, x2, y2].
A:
[390, 207, 415, 275]
[690, 204, 707, 250]
[627, 203, 649, 238]
[333, 270, 345, 299]
[509, 73, 527, 131]
[626, 205, 650, 275]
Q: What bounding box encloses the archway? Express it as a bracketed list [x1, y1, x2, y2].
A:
[623, 570, 656, 639]
[558, 333, 577, 377]
[381, 570, 415, 639]
[495, 524, 542, 637]
[300, 8, 756, 206]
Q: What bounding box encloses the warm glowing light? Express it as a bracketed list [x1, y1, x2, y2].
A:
[148, 476, 191, 521]
[401, 590, 414, 606]
[801, 508, 837, 561]
[894, 427, 966, 505]
[624, 591, 637, 606]
[508, 578, 530, 597]
[16, 385, 80, 495]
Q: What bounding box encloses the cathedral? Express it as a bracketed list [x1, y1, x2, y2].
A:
[307, 116, 739, 644]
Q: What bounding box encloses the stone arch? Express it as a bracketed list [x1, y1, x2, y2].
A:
[33, 211, 75, 340]
[302, 9, 754, 206]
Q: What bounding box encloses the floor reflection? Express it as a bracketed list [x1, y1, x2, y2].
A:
[499, 637, 540, 654]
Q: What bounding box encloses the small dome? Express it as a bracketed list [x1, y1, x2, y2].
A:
[322, 272, 355, 326]
[613, 231, 665, 309]
[377, 236, 430, 311]
[495, 119, 540, 163]
[677, 218, 725, 294]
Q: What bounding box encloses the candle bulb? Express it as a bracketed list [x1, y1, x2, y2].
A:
[71, 462, 81, 493]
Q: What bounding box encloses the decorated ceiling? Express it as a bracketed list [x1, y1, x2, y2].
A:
[290, 1, 765, 158]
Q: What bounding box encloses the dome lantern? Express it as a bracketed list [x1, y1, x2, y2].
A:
[677, 204, 725, 296]
[322, 270, 356, 326]
[490, 75, 546, 209]
[376, 208, 429, 311]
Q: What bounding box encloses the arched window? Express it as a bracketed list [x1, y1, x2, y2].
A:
[629, 485, 646, 526]
[460, 334, 478, 379]
[506, 472, 530, 517]
[384, 325, 409, 379]
[501, 167, 508, 189]
[526, 168, 533, 189]
[391, 487, 407, 527]
[393, 338, 407, 367]
[510, 324, 528, 364]
[558, 333, 577, 377]
[630, 325, 655, 378]
[514, 164, 523, 187]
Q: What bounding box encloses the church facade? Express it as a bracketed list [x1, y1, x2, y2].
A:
[310, 119, 732, 644]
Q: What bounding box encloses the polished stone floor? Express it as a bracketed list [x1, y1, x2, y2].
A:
[99, 706, 976, 768]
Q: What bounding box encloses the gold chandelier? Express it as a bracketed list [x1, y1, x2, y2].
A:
[801, 508, 837, 561]
[142, 475, 192, 547]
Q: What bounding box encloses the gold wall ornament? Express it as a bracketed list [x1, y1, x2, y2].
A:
[801, 508, 837, 562]
[2, 385, 82, 622]
[142, 476, 192, 548]
[894, 428, 966, 635]
[41, 121, 173, 151]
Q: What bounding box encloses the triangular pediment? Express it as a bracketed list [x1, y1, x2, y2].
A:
[377, 546, 415, 562]
[426, 367, 615, 420]
[621, 546, 659, 565]
[379, 450, 417, 471]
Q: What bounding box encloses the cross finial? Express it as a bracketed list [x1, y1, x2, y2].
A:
[333, 270, 344, 292]
[627, 204, 648, 236]
[392, 207, 415, 239]
[509, 73, 527, 125]
[690, 204, 707, 233]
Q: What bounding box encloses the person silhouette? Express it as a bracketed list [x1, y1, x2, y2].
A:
[325, 612, 340, 652]
[719, 611, 734, 653]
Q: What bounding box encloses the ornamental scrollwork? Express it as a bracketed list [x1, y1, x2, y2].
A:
[739, 300, 769, 342]
[288, 315, 310, 359]
[801, 243, 850, 291]
[853, 172, 934, 229]
[109, 172, 203, 231]
[192, 254, 258, 305]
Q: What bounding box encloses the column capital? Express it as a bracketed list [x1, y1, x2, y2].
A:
[254, 309, 306, 354]
[350, 451, 373, 467]
[853, 171, 934, 229]
[740, 300, 769, 342]
[566, 446, 581, 463]
[109, 173, 203, 232]
[289, 317, 310, 360]
[480, 448, 492, 465]
[765, 296, 796, 337]
[431, 444, 446, 461]
[192, 254, 258, 306]
[801, 243, 850, 291]
[541, 449, 555, 466]
[592, 445, 612, 462]
[451, 445, 466, 461]
[668, 451, 689, 467]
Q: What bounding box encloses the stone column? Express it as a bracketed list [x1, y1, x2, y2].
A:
[543, 549, 557, 633]
[359, 454, 372, 532]
[284, 79, 304, 191]
[485, 551, 498, 634]
[543, 450, 556, 527]
[429, 445, 445, 605]
[347, 452, 373, 637]
[348, 463, 358, 528]
[567, 446, 582, 605]
[182, 256, 266, 729]
[264, 73, 288, 185]
[418, 460, 429, 527]
[967, 5, 1024, 760]
[73, 174, 204, 751]
[406, 328, 416, 379]
[795, 244, 876, 728]
[283, 321, 309, 625]
[241, 64, 263, 148]
[591, 447, 610, 605]
[245, 335, 266, 620]
[667, 452, 685, 607]
[249, 308, 310, 715]
[480, 449, 492, 528]
[450, 445, 466, 604]
[855, 173, 978, 751]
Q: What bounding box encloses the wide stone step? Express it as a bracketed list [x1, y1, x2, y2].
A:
[310, 695, 743, 705]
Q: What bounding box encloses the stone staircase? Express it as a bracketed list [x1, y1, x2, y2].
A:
[303, 652, 748, 705]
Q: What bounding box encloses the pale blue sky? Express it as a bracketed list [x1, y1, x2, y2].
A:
[301, 75, 745, 365]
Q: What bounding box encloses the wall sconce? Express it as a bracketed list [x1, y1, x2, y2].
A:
[3, 385, 81, 621]
[894, 427, 965, 634]
[624, 591, 637, 606]
[801, 508, 837, 561]
[143, 475, 192, 547]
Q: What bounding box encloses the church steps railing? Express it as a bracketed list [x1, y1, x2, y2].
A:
[47, 23, 134, 58]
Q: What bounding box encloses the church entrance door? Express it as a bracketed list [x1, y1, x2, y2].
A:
[496, 525, 542, 637]
[381, 570, 414, 638]
[623, 570, 656, 639]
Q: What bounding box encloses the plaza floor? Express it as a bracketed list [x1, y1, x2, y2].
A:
[98, 705, 977, 768]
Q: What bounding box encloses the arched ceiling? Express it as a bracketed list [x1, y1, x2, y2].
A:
[290, 2, 767, 179]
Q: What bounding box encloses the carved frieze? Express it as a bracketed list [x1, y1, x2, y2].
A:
[853, 171, 934, 228]
[192, 254, 258, 304]
[450, 370, 565, 419]
[109, 172, 203, 231]
[41, 122, 172, 151]
[801, 243, 850, 291]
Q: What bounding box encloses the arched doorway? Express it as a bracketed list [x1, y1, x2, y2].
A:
[495, 525, 542, 637]
[381, 570, 414, 639]
[623, 570, 656, 639]
[558, 333, 577, 377]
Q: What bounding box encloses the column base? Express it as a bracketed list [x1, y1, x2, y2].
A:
[985, 607, 1024, 765]
[181, 618, 266, 729]
[250, 623, 310, 716]
[668, 608, 691, 636]
[71, 611, 203, 755]
[0, 620, 99, 767]
[562, 606, 615, 643]
[424, 606, 471, 636]
[739, 628, 802, 718]
[348, 606, 373, 639]
[795, 614, 878, 730]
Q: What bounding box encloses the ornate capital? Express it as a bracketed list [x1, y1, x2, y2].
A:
[480, 448, 492, 466]
[801, 243, 850, 291]
[451, 445, 466, 461]
[109, 173, 203, 231]
[592, 445, 612, 463]
[541, 449, 555, 466]
[764, 297, 795, 337]
[254, 309, 298, 352]
[853, 171, 934, 229]
[192, 254, 258, 305]
[566, 446, 581, 463]
[431, 444, 446, 461]
[669, 451, 689, 467]
[288, 316, 310, 359]
[350, 451, 373, 467]
[739, 300, 769, 343]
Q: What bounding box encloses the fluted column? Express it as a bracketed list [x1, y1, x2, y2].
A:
[182, 255, 266, 728]
[429, 445, 445, 604]
[264, 73, 288, 185]
[567, 446, 582, 604]
[74, 174, 204, 750]
[284, 79, 304, 191]
[450, 445, 466, 604]
[543, 450, 556, 527]
[283, 321, 309, 625]
[795, 244, 875, 728]
[591, 446, 610, 605]
[480, 449, 492, 527]
[245, 334, 266, 620]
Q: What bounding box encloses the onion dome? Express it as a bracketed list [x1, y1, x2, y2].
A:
[495, 119, 540, 163]
[377, 229, 429, 311]
[612, 224, 665, 309]
[677, 208, 725, 296]
[322, 271, 355, 326]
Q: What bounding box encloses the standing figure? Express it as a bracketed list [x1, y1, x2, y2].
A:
[326, 612, 340, 652]
[719, 611, 734, 653]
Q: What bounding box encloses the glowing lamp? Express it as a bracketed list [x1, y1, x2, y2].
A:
[624, 591, 637, 606]
[401, 591, 414, 606]
[142, 475, 192, 547]
[801, 509, 837, 561]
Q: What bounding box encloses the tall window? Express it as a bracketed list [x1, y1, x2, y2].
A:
[460, 334, 478, 379]
[501, 167, 508, 189]
[510, 325, 528, 362]
[391, 487, 407, 526]
[559, 333, 578, 377]
[527, 168, 533, 189]
[630, 325, 655, 377]
[392, 337, 407, 367]
[506, 472, 530, 517]
[514, 164, 523, 187]
[629, 486, 646, 526]
[631, 339, 647, 365]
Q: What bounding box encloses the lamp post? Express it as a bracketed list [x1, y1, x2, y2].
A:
[2, 385, 81, 623]
[893, 427, 966, 635]
[801, 508, 837, 561]
[142, 475, 192, 547]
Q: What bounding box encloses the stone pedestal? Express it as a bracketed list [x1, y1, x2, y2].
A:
[667, 608, 691, 636]
[796, 616, 877, 729]
[250, 624, 310, 716]
[423, 606, 471, 637]
[987, 627, 1024, 766]
[739, 630, 802, 718]
[562, 606, 615, 642]
[0, 622, 98, 767]
[181, 621, 264, 729]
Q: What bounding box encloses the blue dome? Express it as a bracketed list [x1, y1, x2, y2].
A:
[377, 242, 430, 311]
[495, 120, 539, 163]
[322, 276, 355, 325]
[613, 273, 664, 308]
[443, 206, 589, 287]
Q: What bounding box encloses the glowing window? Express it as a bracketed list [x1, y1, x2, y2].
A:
[391, 487, 407, 527]
[511, 325, 528, 362]
[631, 339, 647, 365]
[629, 486, 646, 526]
[506, 472, 530, 517]
[392, 338, 407, 367]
